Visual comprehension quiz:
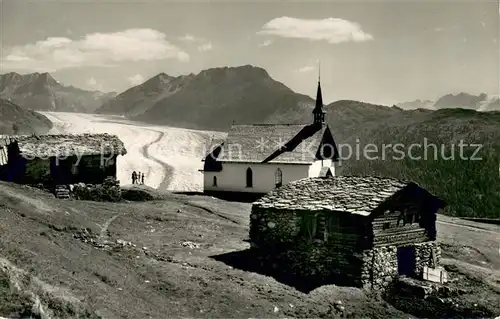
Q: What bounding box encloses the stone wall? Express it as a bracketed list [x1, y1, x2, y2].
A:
[360, 241, 441, 291]
[249, 207, 366, 286]
[413, 241, 441, 278]
[249, 206, 442, 292]
[249, 207, 301, 248]
[255, 242, 364, 288]
[361, 246, 398, 291]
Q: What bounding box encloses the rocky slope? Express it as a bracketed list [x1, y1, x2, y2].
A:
[0, 99, 53, 134]
[0, 182, 499, 318]
[96, 73, 177, 117]
[0, 72, 115, 113]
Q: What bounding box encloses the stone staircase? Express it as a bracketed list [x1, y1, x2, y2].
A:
[54, 185, 70, 200]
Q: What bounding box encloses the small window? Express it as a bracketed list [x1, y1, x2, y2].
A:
[383, 222, 390, 230]
[275, 168, 282, 188]
[246, 167, 253, 188]
[213, 176, 217, 187]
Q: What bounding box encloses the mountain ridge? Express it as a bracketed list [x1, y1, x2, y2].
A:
[0, 72, 116, 113]
[0, 99, 53, 135]
[397, 92, 499, 111]
[97, 65, 314, 130]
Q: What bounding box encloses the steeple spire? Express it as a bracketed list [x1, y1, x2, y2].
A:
[313, 61, 325, 125]
[318, 59, 321, 82]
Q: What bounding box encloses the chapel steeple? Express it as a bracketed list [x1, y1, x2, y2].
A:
[312, 62, 325, 125]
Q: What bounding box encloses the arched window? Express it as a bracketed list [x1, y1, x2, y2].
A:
[275, 168, 282, 188]
[246, 167, 253, 187]
[213, 176, 217, 187]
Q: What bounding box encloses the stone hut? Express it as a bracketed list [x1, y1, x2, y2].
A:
[249, 176, 446, 291]
[0, 133, 127, 187]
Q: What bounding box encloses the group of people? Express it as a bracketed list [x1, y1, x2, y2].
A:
[131, 171, 145, 185]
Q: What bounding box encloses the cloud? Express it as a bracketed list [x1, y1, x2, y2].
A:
[179, 34, 213, 52]
[294, 58, 320, 73]
[1, 28, 190, 72]
[433, 25, 459, 33]
[127, 74, 145, 86]
[86, 76, 104, 91]
[295, 65, 315, 73]
[178, 34, 198, 42]
[258, 40, 273, 47]
[197, 42, 213, 52]
[257, 17, 373, 44]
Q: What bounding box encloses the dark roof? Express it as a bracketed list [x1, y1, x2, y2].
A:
[253, 176, 443, 216]
[201, 142, 224, 172]
[0, 133, 127, 158]
[216, 123, 337, 164]
[313, 81, 324, 115]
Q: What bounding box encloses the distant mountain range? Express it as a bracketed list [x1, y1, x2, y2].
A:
[0, 99, 53, 135]
[396, 93, 500, 111]
[0, 72, 116, 113]
[97, 65, 314, 131]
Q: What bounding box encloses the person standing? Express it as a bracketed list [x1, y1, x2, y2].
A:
[141, 172, 145, 185]
[132, 171, 137, 184]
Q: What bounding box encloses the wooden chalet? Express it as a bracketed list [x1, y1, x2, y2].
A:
[249, 175, 446, 291]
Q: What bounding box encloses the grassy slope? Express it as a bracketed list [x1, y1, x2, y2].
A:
[328, 107, 500, 218]
[0, 182, 499, 318]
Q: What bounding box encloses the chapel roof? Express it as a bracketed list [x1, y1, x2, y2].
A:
[216, 123, 337, 164]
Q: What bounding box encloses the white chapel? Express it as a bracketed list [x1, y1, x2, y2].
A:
[200, 79, 340, 198]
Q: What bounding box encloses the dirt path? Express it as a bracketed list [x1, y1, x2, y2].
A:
[138, 129, 174, 191]
[99, 214, 120, 239]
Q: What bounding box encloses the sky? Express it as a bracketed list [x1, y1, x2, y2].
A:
[0, 0, 499, 105]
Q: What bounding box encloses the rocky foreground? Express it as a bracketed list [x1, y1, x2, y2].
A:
[0, 182, 499, 318]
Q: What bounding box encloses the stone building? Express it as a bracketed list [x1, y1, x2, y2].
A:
[200, 79, 339, 199]
[0, 133, 127, 187]
[249, 176, 446, 291]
